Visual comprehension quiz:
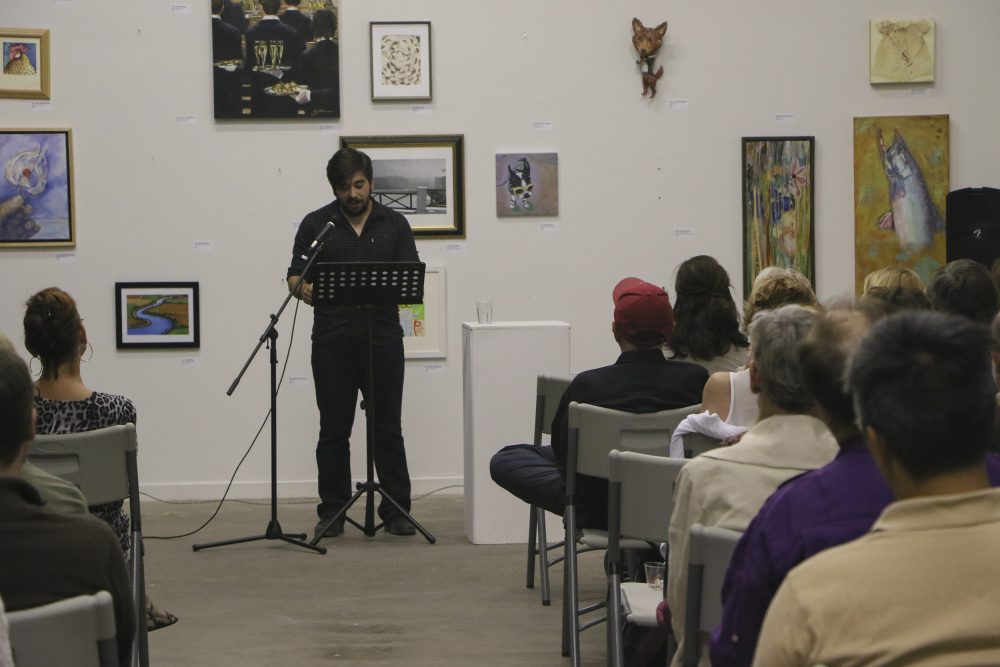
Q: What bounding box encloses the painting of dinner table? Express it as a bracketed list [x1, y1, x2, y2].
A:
[211, 0, 340, 120]
[116, 283, 200, 349]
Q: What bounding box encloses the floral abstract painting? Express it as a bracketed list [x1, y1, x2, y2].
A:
[741, 137, 814, 299]
[853, 115, 949, 291]
[0, 129, 73, 247]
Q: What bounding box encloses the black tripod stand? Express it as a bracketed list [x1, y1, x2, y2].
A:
[309, 261, 436, 545]
[193, 239, 332, 555]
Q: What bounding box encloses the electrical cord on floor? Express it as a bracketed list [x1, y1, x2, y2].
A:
[146, 295, 301, 540]
[141, 483, 463, 506]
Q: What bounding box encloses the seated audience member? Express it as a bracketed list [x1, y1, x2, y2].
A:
[696, 268, 818, 433]
[490, 277, 708, 530]
[0, 333, 87, 515]
[861, 265, 923, 294]
[926, 258, 1000, 325]
[861, 284, 931, 313]
[23, 288, 176, 632]
[666, 255, 749, 374]
[754, 311, 1000, 666]
[280, 0, 313, 42]
[666, 305, 837, 666]
[0, 344, 134, 667]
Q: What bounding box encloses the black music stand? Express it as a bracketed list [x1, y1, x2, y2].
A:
[310, 261, 436, 544]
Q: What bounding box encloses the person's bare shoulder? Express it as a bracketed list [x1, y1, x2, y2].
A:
[701, 371, 732, 419]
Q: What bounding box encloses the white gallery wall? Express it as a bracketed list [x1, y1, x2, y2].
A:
[1, 0, 998, 500]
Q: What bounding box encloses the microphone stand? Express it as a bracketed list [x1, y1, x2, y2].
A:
[193, 236, 330, 555]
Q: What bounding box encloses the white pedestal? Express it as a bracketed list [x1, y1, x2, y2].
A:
[462, 321, 571, 544]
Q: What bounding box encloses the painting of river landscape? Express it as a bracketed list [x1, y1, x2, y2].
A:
[116, 282, 200, 349]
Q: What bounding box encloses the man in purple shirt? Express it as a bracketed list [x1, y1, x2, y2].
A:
[709, 303, 1000, 666]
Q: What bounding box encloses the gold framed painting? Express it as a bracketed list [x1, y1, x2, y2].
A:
[1, 29, 50, 99]
[0, 128, 74, 248]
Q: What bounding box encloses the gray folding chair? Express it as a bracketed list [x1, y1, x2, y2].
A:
[606, 450, 686, 667]
[682, 432, 723, 459]
[28, 424, 147, 667]
[681, 524, 743, 667]
[563, 401, 700, 666]
[525, 374, 574, 606]
[7, 591, 117, 667]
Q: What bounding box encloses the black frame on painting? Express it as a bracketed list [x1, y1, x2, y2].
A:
[340, 134, 465, 239]
[369, 21, 433, 102]
[115, 282, 201, 349]
[0, 128, 74, 248]
[741, 136, 816, 300]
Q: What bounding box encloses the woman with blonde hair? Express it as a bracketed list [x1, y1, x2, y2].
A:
[862, 266, 923, 294]
[23, 286, 177, 632]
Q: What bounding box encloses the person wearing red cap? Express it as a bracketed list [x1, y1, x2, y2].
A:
[489, 277, 709, 530]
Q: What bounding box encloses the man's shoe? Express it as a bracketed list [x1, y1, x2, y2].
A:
[385, 515, 416, 536]
[314, 517, 344, 540]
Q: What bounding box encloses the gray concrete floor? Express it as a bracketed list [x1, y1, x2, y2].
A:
[143, 494, 610, 665]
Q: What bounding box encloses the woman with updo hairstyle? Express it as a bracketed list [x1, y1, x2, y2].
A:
[862, 266, 923, 295]
[667, 255, 749, 374]
[23, 287, 177, 631]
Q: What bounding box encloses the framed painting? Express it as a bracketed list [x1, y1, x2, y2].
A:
[0, 29, 50, 99]
[370, 21, 432, 101]
[853, 115, 949, 291]
[870, 20, 935, 84]
[0, 129, 74, 248]
[115, 282, 201, 349]
[400, 266, 446, 359]
[211, 1, 340, 120]
[741, 136, 815, 299]
[341, 134, 465, 238]
[495, 153, 559, 218]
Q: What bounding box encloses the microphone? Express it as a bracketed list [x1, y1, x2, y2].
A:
[301, 218, 336, 260]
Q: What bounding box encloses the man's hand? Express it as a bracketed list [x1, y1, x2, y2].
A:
[287, 276, 314, 305]
[0, 194, 41, 241]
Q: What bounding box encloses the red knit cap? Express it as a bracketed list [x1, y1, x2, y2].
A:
[612, 277, 675, 347]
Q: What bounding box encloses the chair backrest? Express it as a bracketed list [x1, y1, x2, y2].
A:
[608, 450, 686, 544]
[534, 375, 572, 444]
[7, 591, 117, 667]
[568, 402, 700, 480]
[682, 431, 723, 459]
[28, 424, 138, 509]
[682, 523, 743, 666]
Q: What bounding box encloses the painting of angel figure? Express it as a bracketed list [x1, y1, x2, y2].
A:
[870, 19, 935, 84]
[0, 129, 73, 248]
[741, 137, 814, 299]
[854, 115, 949, 291]
[495, 153, 559, 218]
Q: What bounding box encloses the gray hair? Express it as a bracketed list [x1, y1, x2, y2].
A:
[748, 304, 818, 412]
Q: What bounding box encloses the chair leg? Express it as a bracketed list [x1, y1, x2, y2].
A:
[536, 507, 552, 606]
[562, 505, 580, 665]
[607, 571, 624, 667]
[526, 505, 538, 589]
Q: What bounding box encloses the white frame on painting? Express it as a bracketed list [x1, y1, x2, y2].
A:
[400, 266, 445, 359]
[370, 21, 432, 101]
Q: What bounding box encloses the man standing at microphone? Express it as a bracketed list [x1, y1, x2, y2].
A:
[287, 147, 419, 539]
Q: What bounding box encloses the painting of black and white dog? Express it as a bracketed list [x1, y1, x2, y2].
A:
[507, 158, 533, 209]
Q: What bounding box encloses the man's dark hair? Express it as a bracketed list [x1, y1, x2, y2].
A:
[261, 0, 281, 16]
[847, 311, 995, 480]
[0, 345, 34, 466]
[326, 148, 373, 190]
[669, 255, 749, 359]
[312, 9, 337, 38]
[211, 0, 224, 14]
[799, 305, 872, 431]
[926, 259, 1000, 325]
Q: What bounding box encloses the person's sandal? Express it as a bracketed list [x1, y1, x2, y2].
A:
[146, 597, 178, 631]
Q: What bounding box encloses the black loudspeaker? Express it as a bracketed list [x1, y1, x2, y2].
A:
[947, 187, 1000, 268]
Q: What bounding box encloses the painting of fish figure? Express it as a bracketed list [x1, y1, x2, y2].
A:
[854, 115, 949, 292]
[116, 282, 200, 349]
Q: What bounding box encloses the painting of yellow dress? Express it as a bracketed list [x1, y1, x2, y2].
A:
[870, 20, 934, 84]
[854, 115, 948, 292]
